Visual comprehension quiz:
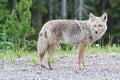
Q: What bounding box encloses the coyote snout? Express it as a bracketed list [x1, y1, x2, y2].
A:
[37, 13, 108, 70]
[94, 25, 102, 34]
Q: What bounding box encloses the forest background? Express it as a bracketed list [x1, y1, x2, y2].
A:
[0, 0, 120, 54]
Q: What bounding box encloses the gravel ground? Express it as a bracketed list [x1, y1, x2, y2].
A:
[0, 53, 120, 80]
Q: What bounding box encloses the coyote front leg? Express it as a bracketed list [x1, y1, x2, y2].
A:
[78, 42, 86, 69]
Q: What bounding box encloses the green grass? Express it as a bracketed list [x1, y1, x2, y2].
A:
[55, 44, 120, 55]
[9, 58, 16, 64]
[0, 45, 120, 59]
[31, 58, 37, 65]
[50, 57, 56, 64]
[0, 50, 37, 59]
[86, 44, 120, 53]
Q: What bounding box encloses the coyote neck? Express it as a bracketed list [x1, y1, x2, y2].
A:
[78, 20, 94, 44]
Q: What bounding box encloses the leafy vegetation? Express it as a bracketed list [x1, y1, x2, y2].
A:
[50, 57, 56, 64]
[0, 0, 34, 51]
[86, 44, 120, 53]
[9, 58, 16, 64]
[31, 58, 37, 65]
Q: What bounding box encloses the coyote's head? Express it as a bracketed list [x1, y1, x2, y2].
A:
[89, 13, 108, 41]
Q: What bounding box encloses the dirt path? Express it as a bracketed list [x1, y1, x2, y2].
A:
[0, 53, 120, 80]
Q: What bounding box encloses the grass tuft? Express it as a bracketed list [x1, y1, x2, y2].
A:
[31, 58, 37, 65]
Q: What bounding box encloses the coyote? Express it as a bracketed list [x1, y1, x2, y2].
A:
[37, 13, 108, 69]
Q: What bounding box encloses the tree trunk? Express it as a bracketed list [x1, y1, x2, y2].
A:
[47, 0, 53, 20]
[79, 0, 83, 20]
[13, 0, 17, 15]
[61, 0, 67, 18]
[102, 0, 106, 10]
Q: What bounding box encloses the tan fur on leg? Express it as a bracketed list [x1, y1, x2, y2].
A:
[48, 45, 56, 70]
[78, 42, 86, 69]
[39, 53, 45, 68]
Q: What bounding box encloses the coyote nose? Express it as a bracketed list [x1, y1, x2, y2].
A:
[95, 31, 98, 34]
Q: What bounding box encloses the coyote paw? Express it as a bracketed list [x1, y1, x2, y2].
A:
[48, 67, 53, 70]
[40, 64, 45, 68]
[78, 63, 85, 69]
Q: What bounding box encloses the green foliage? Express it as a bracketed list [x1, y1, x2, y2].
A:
[85, 0, 101, 5]
[31, 58, 37, 65]
[15, 50, 22, 58]
[30, 0, 47, 38]
[50, 57, 56, 64]
[107, 0, 120, 18]
[0, 53, 4, 58]
[0, 26, 14, 53]
[0, 0, 11, 51]
[60, 44, 73, 51]
[109, 0, 120, 8]
[0, 0, 35, 50]
[0, 9, 9, 21]
[86, 44, 120, 53]
[31, 0, 47, 14]
[0, 0, 10, 22]
[25, 40, 37, 51]
[104, 0, 120, 38]
[110, 24, 120, 37]
[0, 50, 37, 59]
[9, 58, 16, 64]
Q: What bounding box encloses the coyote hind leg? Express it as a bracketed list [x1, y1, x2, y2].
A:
[38, 52, 46, 68]
[37, 37, 48, 68]
[48, 44, 57, 70]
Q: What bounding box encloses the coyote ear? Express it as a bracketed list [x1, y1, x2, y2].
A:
[89, 13, 95, 21]
[101, 13, 107, 22]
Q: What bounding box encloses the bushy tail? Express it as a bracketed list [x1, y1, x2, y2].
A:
[37, 36, 48, 55]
